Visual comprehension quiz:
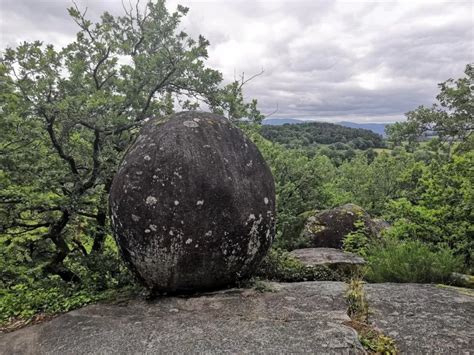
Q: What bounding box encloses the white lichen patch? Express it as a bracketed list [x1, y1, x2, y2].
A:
[246, 160, 253, 167]
[131, 214, 140, 222]
[144, 229, 151, 234]
[203, 144, 211, 148]
[174, 200, 180, 206]
[193, 118, 201, 122]
[143, 155, 151, 161]
[264, 197, 269, 205]
[183, 120, 199, 128]
[196, 200, 204, 206]
[149, 224, 157, 232]
[246, 214, 264, 261]
[205, 230, 213, 237]
[173, 171, 182, 179]
[185, 238, 193, 244]
[146, 196, 158, 205]
[169, 230, 174, 236]
[135, 171, 143, 176]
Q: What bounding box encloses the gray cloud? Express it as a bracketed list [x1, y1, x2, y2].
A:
[1, 0, 472, 122]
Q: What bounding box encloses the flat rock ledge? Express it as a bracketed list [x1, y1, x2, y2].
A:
[290, 248, 366, 268]
[290, 248, 366, 278]
[1, 282, 473, 354]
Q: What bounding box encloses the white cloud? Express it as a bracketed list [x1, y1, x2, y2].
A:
[1, 0, 472, 122]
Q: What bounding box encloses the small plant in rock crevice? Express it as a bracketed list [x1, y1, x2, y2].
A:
[344, 279, 398, 354]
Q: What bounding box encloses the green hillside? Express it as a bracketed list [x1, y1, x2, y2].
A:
[261, 121, 385, 149]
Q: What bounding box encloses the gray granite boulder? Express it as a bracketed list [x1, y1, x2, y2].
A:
[109, 112, 276, 293]
[302, 204, 385, 249]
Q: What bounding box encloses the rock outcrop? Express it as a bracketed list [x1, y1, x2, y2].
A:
[302, 203, 384, 249]
[365, 284, 474, 353]
[290, 248, 366, 276]
[109, 112, 276, 293]
[1, 282, 472, 354]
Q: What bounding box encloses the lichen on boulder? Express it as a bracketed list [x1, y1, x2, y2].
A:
[109, 111, 276, 293]
[302, 204, 385, 249]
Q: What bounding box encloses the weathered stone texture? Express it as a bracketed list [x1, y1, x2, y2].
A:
[109, 112, 276, 292]
[0, 282, 364, 354]
[1, 282, 472, 354]
[302, 203, 384, 249]
[366, 283, 474, 353]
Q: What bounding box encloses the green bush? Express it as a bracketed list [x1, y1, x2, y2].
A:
[0, 279, 137, 324]
[0, 236, 139, 325]
[255, 248, 341, 282]
[343, 220, 370, 257]
[365, 239, 462, 283]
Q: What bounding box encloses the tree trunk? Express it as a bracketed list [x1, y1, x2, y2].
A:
[45, 209, 81, 283]
[91, 179, 112, 253]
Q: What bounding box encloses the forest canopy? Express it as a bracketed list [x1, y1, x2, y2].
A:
[261, 121, 385, 149]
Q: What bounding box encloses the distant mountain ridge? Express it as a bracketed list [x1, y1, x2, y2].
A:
[262, 118, 388, 137]
[338, 121, 387, 137]
[262, 118, 304, 125]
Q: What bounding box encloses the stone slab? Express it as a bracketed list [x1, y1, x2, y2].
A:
[1, 282, 473, 354]
[0, 282, 363, 354]
[365, 283, 474, 354]
[290, 248, 366, 267]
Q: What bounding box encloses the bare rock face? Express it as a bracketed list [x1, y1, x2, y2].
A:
[109, 112, 276, 293]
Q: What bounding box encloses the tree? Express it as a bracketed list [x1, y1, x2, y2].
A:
[209, 70, 265, 123]
[0, 0, 227, 281]
[386, 64, 474, 156]
[384, 151, 474, 269]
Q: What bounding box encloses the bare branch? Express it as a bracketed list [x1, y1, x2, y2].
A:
[264, 103, 279, 118]
[238, 68, 264, 90]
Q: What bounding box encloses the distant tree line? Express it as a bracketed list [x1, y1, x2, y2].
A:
[260, 121, 385, 150]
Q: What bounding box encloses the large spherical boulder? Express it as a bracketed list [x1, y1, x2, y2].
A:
[109, 111, 276, 293]
[302, 204, 383, 249]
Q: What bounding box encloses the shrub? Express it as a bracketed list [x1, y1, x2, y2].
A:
[0, 236, 140, 326]
[345, 279, 368, 322]
[343, 220, 370, 257]
[365, 239, 462, 283]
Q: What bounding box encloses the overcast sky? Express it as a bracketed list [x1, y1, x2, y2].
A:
[1, 0, 472, 123]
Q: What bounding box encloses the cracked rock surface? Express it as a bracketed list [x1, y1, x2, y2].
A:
[1, 282, 472, 354]
[0, 282, 362, 354]
[365, 283, 474, 354]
